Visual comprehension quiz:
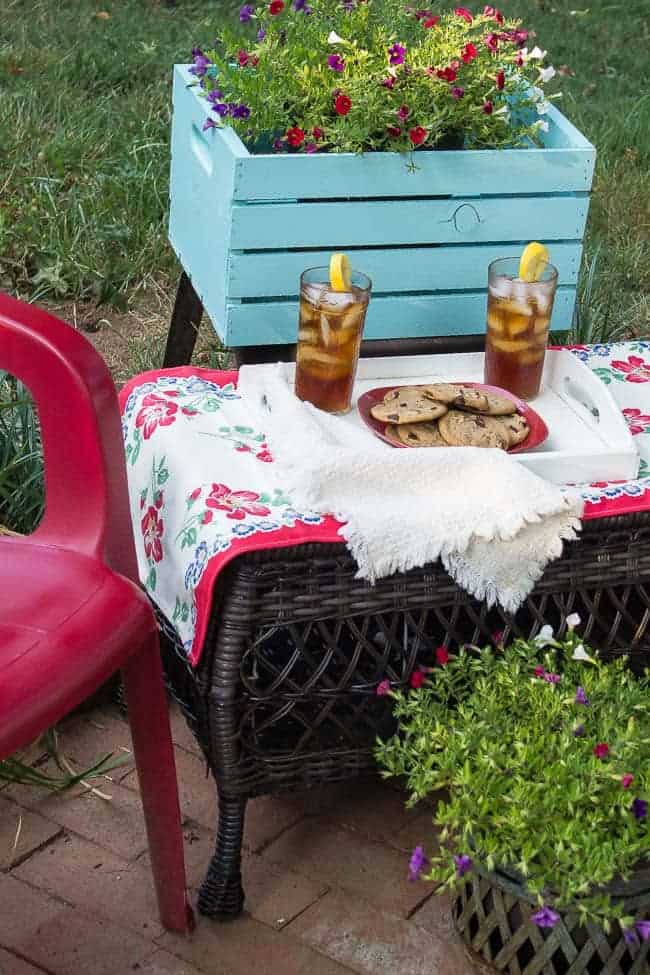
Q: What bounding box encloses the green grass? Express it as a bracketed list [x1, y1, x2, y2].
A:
[1, 0, 649, 338]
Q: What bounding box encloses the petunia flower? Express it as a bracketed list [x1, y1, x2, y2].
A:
[538, 65, 556, 83]
[328, 53, 345, 72]
[573, 724, 585, 738]
[496, 69, 505, 90]
[408, 846, 429, 882]
[376, 679, 391, 696]
[436, 65, 458, 82]
[328, 30, 345, 43]
[572, 644, 592, 662]
[269, 0, 284, 12]
[454, 854, 473, 876]
[232, 104, 251, 118]
[621, 774, 634, 789]
[623, 928, 639, 947]
[593, 743, 609, 759]
[189, 50, 212, 78]
[382, 76, 396, 88]
[544, 672, 561, 685]
[435, 646, 450, 665]
[239, 4, 255, 21]
[272, 137, 285, 151]
[534, 119, 550, 133]
[286, 126, 305, 147]
[534, 665, 545, 678]
[461, 42, 478, 63]
[483, 4, 504, 22]
[397, 104, 410, 120]
[575, 686, 589, 705]
[334, 93, 352, 115]
[423, 16, 440, 27]
[312, 126, 324, 139]
[631, 798, 647, 820]
[202, 118, 218, 131]
[482, 100, 494, 114]
[566, 613, 581, 629]
[388, 43, 406, 66]
[257, 26, 266, 40]
[533, 625, 555, 648]
[454, 7, 473, 23]
[484, 32, 499, 52]
[410, 668, 426, 689]
[532, 906, 560, 929]
[409, 126, 427, 147]
[636, 920, 650, 941]
[386, 124, 402, 137]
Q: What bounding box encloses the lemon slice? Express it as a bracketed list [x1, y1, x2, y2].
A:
[329, 252, 352, 292]
[519, 242, 550, 283]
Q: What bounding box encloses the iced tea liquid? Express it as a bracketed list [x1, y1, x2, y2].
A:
[295, 270, 371, 413]
[484, 259, 558, 401]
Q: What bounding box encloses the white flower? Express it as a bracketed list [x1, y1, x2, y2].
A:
[327, 30, 345, 44]
[536, 101, 550, 115]
[538, 65, 556, 83]
[566, 613, 581, 630]
[572, 643, 593, 662]
[533, 624, 555, 648]
[529, 46, 547, 59]
[494, 105, 511, 121]
[534, 119, 550, 132]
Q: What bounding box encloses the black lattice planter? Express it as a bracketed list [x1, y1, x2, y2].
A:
[452, 863, 650, 975]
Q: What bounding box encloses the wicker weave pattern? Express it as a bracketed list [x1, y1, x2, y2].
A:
[158, 518, 650, 919]
[453, 870, 650, 975]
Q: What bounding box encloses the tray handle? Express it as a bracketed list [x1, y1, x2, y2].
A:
[561, 372, 631, 446]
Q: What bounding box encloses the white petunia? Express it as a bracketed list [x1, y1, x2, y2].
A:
[536, 101, 550, 115]
[534, 119, 550, 132]
[572, 644, 593, 662]
[566, 613, 581, 629]
[529, 46, 547, 59]
[327, 30, 345, 43]
[533, 624, 555, 648]
[538, 65, 556, 83]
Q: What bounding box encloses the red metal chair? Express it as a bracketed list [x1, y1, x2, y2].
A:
[0, 292, 194, 934]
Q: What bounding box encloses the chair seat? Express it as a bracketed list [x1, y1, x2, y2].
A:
[0, 538, 156, 758]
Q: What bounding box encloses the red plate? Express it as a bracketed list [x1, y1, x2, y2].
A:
[357, 382, 548, 453]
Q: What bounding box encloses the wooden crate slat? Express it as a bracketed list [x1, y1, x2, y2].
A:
[227, 241, 583, 299]
[229, 195, 589, 250]
[222, 286, 577, 347]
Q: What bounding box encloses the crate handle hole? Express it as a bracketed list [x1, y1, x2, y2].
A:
[191, 123, 214, 177]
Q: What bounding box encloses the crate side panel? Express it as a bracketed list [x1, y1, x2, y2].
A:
[227, 241, 583, 298]
[169, 67, 239, 342]
[222, 286, 577, 346]
[229, 195, 589, 250]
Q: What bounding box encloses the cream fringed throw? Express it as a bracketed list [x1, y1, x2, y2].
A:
[238, 362, 583, 613]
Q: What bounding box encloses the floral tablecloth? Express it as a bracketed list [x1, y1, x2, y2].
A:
[119, 341, 650, 665]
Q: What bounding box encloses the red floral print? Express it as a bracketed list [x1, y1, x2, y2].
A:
[205, 483, 271, 520]
[141, 505, 164, 563]
[135, 393, 178, 440]
[612, 356, 650, 383]
[623, 408, 650, 435]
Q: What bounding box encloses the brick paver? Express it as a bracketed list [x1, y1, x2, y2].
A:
[0, 701, 483, 974]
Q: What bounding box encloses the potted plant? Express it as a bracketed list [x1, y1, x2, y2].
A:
[375, 623, 649, 974]
[169, 1, 594, 349]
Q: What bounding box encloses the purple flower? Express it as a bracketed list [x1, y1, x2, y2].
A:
[202, 118, 218, 131]
[232, 103, 251, 118]
[239, 4, 255, 21]
[543, 672, 561, 685]
[272, 137, 285, 151]
[408, 845, 429, 882]
[575, 686, 589, 705]
[637, 920, 650, 942]
[573, 724, 586, 738]
[382, 76, 396, 88]
[342, 0, 355, 9]
[397, 104, 410, 121]
[257, 26, 266, 40]
[304, 141, 318, 153]
[454, 854, 473, 877]
[388, 43, 406, 66]
[376, 679, 391, 696]
[532, 906, 560, 929]
[451, 86, 465, 99]
[294, 0, 310, 9]
[328, 54, 345, 72]
[190, 50, 212, 78]
[211, 102, 230, 117]
[631, 798, 647, 820]
[206, 89, 224, 104]
[623, 928, 639, 946]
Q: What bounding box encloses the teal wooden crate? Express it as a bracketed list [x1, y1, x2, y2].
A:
[169, 64, 595, 348]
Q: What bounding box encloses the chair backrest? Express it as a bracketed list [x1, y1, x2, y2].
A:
[0, 292, 138, 581]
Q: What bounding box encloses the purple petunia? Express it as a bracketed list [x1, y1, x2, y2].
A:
[408, 846, 429, 882]
[257, 26, 266, 40]
[623, 928, 639, 946]
[206, 89, 224, 104]
[190, 50, 212, 78]
[388, 43, 406, 66]
[294, 0, 311, 10]
[543, 672, 561, 685]
[202, 118, 218, 131]
[532, 906, 560, 929]
[573, 724, 586, 737]
[637, 920, 650, 942]
[397, 104, 410, 121]
[454, 854, 473, 877]
[631, 798, 647, 820]
[239, 4, 255, 21]
[328, 53, 345, 72]
[451, 86, 465, 99]
[575, 686, 589, 705]
[231, 103, 251, 118]
[211, 102, 230, 117]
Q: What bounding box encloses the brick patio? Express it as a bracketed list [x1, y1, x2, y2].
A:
[0, 701, 489, 975]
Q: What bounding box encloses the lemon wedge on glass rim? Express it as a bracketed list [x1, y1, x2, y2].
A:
[519, 241, 550, 283]
[329, 252, 352, 292]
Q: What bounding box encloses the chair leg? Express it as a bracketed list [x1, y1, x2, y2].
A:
[121, 633, 195, 934]
[198, 794, 247, 919]
[163, 271, 204, 368]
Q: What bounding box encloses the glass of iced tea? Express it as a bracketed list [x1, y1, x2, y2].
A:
[294, 265, 372, 413]
[484, 257, 558, 400]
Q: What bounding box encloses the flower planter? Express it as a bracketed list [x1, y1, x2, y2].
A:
[452, 861, 650, 975]
[169, 64, 595, 348]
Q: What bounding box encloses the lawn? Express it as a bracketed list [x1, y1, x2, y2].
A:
[1, 0, 649, 359]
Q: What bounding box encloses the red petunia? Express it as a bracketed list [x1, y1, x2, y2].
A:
[410, 669, 426, 689]
[409, 126, 427, 146]
[483, 99, 494, 114]
[286, 126, 305, 147]
[484, 32, 499, 52]
[386, 124, 402, 136]
[435, 647, 450, 666]
[423, 15, 440, 27]
[534, 665, 545, 678]
[593, 743, 610, 760]
[269, 0, 284, 12]
[334, 93, 352, 115]
[436, 65, 458, 82]
[312, 126, 324, 140]
[496, 69, 505, 90]
[461, 42, 478, 63]
[454, 6, 473, 22]
[483, 4, 504, 22]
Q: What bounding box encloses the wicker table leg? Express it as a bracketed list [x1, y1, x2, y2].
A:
[163, 271, 204, 368]
[197, 794, 247, 918]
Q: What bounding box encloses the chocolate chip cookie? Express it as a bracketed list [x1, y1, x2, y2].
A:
[396, 422, 448, 447]
[438, 410, 510, 449]
[371, 388, 448, 425]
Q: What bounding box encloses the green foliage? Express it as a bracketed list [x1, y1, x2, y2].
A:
[375, 630, 649, 926]
[0, 728, 130, 792]
[199, 1, 553, 153]
[0, 375, 44, 534]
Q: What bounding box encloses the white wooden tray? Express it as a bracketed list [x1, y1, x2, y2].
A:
[337, 350, 638, 485]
